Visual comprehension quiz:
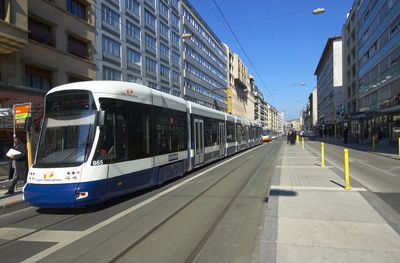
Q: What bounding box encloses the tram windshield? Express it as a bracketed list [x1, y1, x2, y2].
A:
[35, 90, 97, 167]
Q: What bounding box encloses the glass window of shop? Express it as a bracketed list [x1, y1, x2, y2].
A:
[372, 115, 388, 138]
[0, 92, 45, 162]
[392, 115, 400, 141]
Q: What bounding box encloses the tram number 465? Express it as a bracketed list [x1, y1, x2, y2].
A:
[92, 160, 104, 166]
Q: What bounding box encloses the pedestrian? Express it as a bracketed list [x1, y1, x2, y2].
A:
[343, 127, 348, 144]
[5, 136, 28, 195]
[287, 130, 291, 144]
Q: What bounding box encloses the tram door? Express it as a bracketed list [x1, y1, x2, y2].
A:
[218, 122, 225, 157]
[194, 119, 204, 165]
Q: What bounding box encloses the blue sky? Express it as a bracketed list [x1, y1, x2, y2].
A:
[189, 0, 354, 120]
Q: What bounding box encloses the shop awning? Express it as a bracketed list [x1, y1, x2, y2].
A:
[381, 105, 400, 114]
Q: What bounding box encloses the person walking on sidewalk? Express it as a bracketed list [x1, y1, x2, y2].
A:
[343, 127, 349, 144]
[5, 136, 28, 195]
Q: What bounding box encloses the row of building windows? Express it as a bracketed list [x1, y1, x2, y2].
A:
[102, 31, 180, 68]
[182, 7, 226, 61]
[359, 9, 400, 69]
[102, 5, 120, 29]
[185, 44, 227, 83]
[359, 46, 400, 96]
[184, 27, 226, 73]
[127, 21, 141, 40]
[185, 96, 214, 109]
[184, 62, 223, 90]
[67, 0, 88, 21]
[126, 0, 140, 16]
[28, 16, 90, 60]
[103, 65, 180, 96]
[184, 79, 224, 103]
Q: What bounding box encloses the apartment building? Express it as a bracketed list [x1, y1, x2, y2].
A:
[95, 0, 182, 96]
[277, 111, 284, 135]
[357, 0, 400, 142]
[181, 0, 228, 111]
[342, 2, 359, 115]
[315, 36, 343, 135]
[265, 103, 277, 132]
[253, 79, 266, 124]
[0, 0, 95, 160]
[95, 0, 227, 110]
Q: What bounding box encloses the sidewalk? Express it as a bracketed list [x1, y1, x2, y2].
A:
[311, 136, 399, 160]
[258, 141, 400, 263]
[0, 174, 27, 215]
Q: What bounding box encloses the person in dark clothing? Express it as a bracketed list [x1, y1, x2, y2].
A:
[287, 130, 292, 144]
[343, 127, 349, 144]
[5, 137, 28, 195]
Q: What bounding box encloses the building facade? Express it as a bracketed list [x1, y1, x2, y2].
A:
[265, 103, 278, 132]
[315, 36, 343, 136]
[95, 0, 227, 110]
[356, 0, 400, 142]
[95, 0, 183, 96]
[0, 0, 95, 160]
[342, 2, 359, 115]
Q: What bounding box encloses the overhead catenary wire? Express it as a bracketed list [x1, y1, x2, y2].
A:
[211, 0, 275, 104]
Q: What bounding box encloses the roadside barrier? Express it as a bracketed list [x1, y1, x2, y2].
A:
[344, 149, 351, 190]
[321, 142, 325, 168]
[372, 136, 375, 152]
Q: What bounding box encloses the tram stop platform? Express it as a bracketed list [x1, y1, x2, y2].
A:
[257, 141, 400, 263]
[0, 162, 26, 215]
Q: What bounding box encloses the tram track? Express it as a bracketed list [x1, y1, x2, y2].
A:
[0, 213, 83, 248]
[1, 143, 278, 263]
[109, 143, 278, 263]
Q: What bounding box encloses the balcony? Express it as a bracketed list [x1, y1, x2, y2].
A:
[0, 1, 28, 54]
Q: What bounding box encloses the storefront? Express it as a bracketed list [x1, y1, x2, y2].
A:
[382, 105, 400, 143]
[0, 89, 45, 162]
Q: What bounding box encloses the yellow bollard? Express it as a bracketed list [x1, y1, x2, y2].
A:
[344, 149, 351, 190]
[296, 135, 299, 144]
[372, 136, 375, 152]
[398, 138, 400, 158]
[321, 142, 325, 168]
[302, 137, 304, 149]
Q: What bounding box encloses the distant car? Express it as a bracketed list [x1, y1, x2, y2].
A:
[309, 131, 316, 137]
[271, 134, 277, 140]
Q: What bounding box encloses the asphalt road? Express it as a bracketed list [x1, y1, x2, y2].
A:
[0, 141, 281, 263]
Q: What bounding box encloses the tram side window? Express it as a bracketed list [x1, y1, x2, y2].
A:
[126, 103, 151, 159]
[204, 118, 212, 147]
[115, 113, 128, 162]
[153, 108, 187, 155]
[227, 121, 235, 143]
[236, 124, 242, 142]
[93, 99, 152, 164]
[93, 110, 116, 164]
[212, 121, 219, 146]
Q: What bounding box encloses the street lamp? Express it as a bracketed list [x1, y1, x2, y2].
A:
[181, 33, 191, 39]
[313, 8, 325, 15]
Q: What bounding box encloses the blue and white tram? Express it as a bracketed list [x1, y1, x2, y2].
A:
[24, 81, 262, 208]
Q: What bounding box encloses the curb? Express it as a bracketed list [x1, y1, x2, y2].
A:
[0, 196, 30, 216]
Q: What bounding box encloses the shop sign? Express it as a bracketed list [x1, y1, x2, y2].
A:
[378, 94, 400, 110]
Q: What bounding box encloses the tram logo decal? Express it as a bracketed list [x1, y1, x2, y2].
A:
[44, 172, 54, 179]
